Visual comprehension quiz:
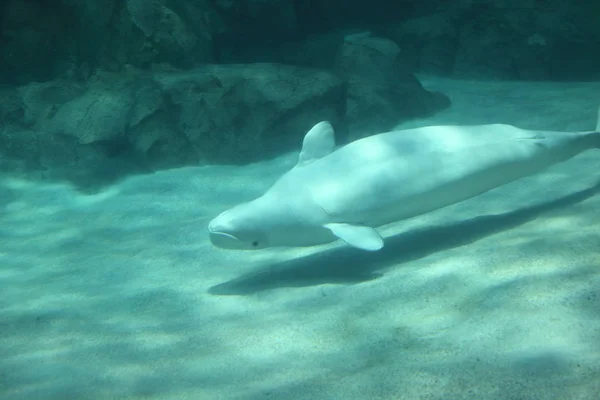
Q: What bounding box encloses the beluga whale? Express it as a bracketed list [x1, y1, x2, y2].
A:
[209, 108, 600, 251]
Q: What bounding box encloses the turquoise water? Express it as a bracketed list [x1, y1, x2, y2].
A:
[1, 79, 600, 399]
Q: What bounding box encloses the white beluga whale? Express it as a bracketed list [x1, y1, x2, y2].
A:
[209, 109, 600, 251]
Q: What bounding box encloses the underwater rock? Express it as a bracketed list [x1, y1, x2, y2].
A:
[451, 0, 600, 80]
[212, 0, 298, 37]
[0, 82, 83, 173]
[381, 12, 459, 76]
[155, 63, 345, 164]
[452, 2, 547, 80]
[124, 0, 220, 68]
[0, 64, 345, 186]
[0, 0, 71, 84]
[0, 0, 223, 84]
[334, 35, 450, 138]
[2, 0, 599, 85]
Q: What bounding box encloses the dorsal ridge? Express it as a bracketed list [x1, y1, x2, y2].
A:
[297, 121, 335, 166]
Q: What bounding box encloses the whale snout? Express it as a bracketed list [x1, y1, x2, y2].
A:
[208, 211, 254, 249]
[208, 201, 271, 250]
[208, 213, 240, 249]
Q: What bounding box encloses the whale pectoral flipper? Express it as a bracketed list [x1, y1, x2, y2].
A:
[324, 223, 384, 251]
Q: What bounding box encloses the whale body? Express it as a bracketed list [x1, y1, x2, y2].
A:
[208, 111, 600, 251]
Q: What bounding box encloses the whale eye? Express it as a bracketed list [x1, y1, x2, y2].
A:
[251, 241, 259, 247]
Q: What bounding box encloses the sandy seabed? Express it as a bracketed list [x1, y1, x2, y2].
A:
[1, 79, 600, 399]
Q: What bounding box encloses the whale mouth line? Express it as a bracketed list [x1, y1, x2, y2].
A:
[209, 230, 246, 249]
[210, 231, 239, 240]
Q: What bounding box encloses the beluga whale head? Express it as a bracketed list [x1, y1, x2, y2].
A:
[208, 200, 271, 250]
[208, 121, 346, 251]
[208, 191, 336, 250]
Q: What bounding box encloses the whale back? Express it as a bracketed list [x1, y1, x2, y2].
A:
[282, 124, 597, 228]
